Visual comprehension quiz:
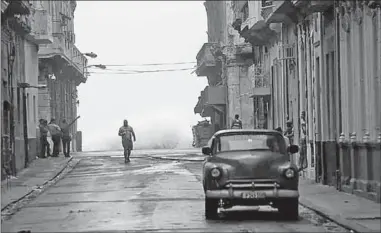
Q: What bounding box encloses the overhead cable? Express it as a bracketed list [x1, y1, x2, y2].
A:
[88, 67, 195, 75]
[101, 61, 196, 67]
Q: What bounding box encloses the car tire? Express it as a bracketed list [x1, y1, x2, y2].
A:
[278, 198, 299, 221]
[205, 198, 219, 220]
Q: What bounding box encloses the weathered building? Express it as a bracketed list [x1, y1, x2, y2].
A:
[1, 0, 87, 178]
[224, 0, 381, 202]
[36, 0, 87, 153]
[194, 0, 254, 131]
[1, 0, 50, 177]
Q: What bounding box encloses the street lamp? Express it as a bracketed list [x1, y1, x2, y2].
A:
[86, 64, 106, 69]
[18, 83, 47, 168]
[72, 52, 98, 59]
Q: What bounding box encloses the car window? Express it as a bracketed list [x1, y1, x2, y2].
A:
[217, 133, 286, 154]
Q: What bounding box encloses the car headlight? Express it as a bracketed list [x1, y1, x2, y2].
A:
[284, 168, 296, 178]
[210, 167, 221, 178]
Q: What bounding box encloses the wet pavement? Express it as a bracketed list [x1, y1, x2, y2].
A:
[2, 152, 351, 232]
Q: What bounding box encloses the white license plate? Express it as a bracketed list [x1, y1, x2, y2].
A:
[241, 191, 266, 199]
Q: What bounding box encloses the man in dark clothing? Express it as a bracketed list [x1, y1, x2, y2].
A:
[61, 119, 71, 157]
[39, 119, 50, 158]
[231, 114, 243, 129]
[48, 119, 62, 157]
[118, 119, 136, 163]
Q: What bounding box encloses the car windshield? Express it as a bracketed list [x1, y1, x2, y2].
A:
[216, 133, 287, 154]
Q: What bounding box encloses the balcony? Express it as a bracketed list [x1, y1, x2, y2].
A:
[235, 43, 252, 57]
[7, 15, 31, 36]
[305, 1, 334, 13]
[194, 86, 226, 117]
[266, 0, 298, 25]
[261, 0, 275, 21]
[25, 9, 53, 45]
[38, 35, 88, 82]
[196, 43, 219, 77]
[241, 20, 277, 46]
[3, 0, 30, 15]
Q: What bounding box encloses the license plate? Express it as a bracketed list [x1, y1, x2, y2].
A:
[241, 191, 266, 199]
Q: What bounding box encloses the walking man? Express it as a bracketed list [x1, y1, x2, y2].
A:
[61, 119, 71, 158]
[48, 119, 62, 157]
[39, 119, 50, 158]
[118, 119, 136, 163]
[231, 114, 243, 129]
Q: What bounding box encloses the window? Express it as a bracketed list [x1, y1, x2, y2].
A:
[217, 133, 286, 154]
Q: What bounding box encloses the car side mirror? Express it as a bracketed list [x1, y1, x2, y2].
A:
[288, 145, 299, 154]
[202, 146, 211, 155]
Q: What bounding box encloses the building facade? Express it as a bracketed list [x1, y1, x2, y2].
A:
[1, 0, 47, 177]
[194, 0, 381, 203]
[194, 0, 254, 131]
[1, 0, 87, 178]
[36, 0, 87, 153]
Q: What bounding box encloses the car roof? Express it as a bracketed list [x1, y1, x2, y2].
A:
[213, 129, 281, 137]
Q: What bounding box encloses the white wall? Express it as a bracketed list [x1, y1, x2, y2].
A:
[24, 40, 39, 138]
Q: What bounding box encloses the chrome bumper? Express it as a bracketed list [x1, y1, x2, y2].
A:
[205, 189, 299, 199]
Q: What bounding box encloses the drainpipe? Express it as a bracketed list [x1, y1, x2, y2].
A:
[334, 0, 342, 191]
[22, 87, 28, 168]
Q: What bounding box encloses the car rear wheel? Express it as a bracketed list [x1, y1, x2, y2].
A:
[278, 198, 299, 221]
[205, 198, 219, 220]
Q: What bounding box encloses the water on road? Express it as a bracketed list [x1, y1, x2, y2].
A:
[1, 152, 350, 232]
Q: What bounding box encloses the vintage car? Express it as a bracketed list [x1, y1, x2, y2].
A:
[201, 129, 300, 220]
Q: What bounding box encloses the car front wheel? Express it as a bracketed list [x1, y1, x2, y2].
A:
[205, 198, 219, 220]
[278, 198, 299, 221]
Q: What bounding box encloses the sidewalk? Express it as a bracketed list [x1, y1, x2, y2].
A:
[299, 179, 380, 232]
[1, 156, 73, 210]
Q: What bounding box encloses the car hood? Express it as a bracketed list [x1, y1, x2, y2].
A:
[211, 150, 289, 179]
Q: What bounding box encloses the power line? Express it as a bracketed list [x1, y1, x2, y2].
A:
[88, 66, 196, 73]
[88, 67, 195, 75]
[102, 61, 196, 67]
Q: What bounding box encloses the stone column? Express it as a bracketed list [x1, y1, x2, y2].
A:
[226, 64, 241, 127]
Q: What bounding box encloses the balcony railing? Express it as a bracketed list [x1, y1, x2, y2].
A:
[38, 35, 88, 80]
[203, 86, 226, 105]
[261, 0, 274, 20]
[25, 8, 53, 44]
[196, 43, 219, 77]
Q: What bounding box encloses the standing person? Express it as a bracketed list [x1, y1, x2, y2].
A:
[299, 111, 307, 170]
[284, 120, 294, 145]
[48, 119, 62, 157]
[118, 119, 136, 163]
[60, 119, 71, 158]
[275, 127, 290, 146]
[39, 119, 50, 158]
[231, 114, 243, 129]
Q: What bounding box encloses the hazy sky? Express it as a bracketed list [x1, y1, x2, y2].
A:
[74, 1, 208, 151]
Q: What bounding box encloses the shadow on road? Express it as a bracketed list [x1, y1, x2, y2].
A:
[211, 208, 300, 223]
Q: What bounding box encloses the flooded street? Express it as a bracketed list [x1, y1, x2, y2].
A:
[1, 152, 350, 232]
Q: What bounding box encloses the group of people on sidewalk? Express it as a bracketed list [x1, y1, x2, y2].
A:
[231, 113, 307, 171]
[39, 118, 74, 158]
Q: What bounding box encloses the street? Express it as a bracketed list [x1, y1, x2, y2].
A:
[1, 150, 349, 233]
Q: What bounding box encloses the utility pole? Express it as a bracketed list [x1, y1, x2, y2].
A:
[18, 83, 47, 168]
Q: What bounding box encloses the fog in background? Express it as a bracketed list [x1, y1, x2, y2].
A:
[72, 1, 208, 151]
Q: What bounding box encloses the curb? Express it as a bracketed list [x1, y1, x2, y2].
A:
[146, 155, 205, 162]
[1, 157, 79, 221]
[299, 197, 374, 233]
